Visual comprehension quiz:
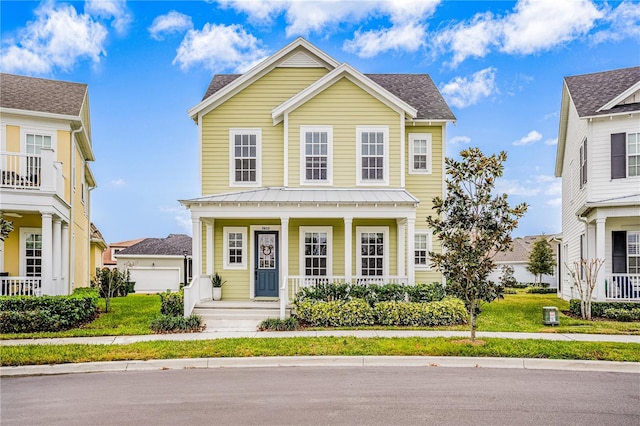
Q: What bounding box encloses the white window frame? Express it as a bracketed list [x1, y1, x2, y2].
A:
[356, 126, 389, 186]
[299, 226, 333, 277]
[356, 226, 389, 277]
[409, 133, 432, 174]
[628, 132, 639, 178]
[299, 126, 333, 185]
[20, 227, 42, 277]
[229, 129, 261, 187]
[21, 128, 57, 154]
[628, 231, 640, 274]
[223, 227, 248, 270]
[579, 138, 587, 189]
[414, 230, 432, 270]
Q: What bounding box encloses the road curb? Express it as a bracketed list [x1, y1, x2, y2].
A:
[2, 356, 639, 377]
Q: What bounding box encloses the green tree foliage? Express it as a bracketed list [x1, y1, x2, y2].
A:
[526, 237, 555, 284]
[91, 268, 130, 313]
[426, 148, 528, 341]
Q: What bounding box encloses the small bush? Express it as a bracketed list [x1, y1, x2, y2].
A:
[295, 299, 374, 327]
[150, 314, 203, 333]
[407, 282, 446, 303]
[295, 282, 350, 302]
[159, 290, 184, 317]
[569, 300, 640, 318]
[525, 287, 556, 294]
[258, 317, 300, 331]
[72, 287, 99, 296]
[0, 293, 98, 333]
[373, 298, 467, 326]
[504, 288, 518, 294]
[602, 308, 640, 322]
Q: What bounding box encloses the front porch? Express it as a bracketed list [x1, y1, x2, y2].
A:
[605, 274, 640, 301]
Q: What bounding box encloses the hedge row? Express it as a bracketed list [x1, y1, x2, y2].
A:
[294, 297, 467, 327]
[0, 293, 99, 333]
[569, 299, 640, 318]
[295, 282, 446, 306]
[602, 308, 640, 322]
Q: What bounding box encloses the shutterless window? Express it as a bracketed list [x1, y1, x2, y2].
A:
[409, 134, 432, 174]
[360, 232, 384, 276]
[228, 232, 244, 265]
[628, 133, 639, 177]
[304, 231, 328, 276]
[415, 232, 431, 268]
[224, 227, 247, 269]
[629, 232, 640, 274]
[25, 233, 42, 277]
[26, 134, 51, 178]
[230, 130, 260, 184]
[360, 130, 385, 182]
[301, 127, 331, 183]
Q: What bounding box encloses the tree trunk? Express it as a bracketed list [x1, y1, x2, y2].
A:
[469, 300, 476, 342]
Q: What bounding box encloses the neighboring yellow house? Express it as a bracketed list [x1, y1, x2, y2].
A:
[0, 73, 97, 295]
[89, 223, 107, 275]
[180, 38, 455, 316]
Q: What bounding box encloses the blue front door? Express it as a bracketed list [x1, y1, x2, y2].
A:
[255, 231, 279, 297]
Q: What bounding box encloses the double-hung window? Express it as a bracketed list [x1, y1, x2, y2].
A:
[25, 133, 52, 180]
[414, 231, 432, 270]
[628, 133, 639, 177]
[357, 227, 388, 277]
[300, 227, 332, 277]
[223, 227, 247, 269]
[409, 133, 432, 174]
[357, 126, 389, 185]
[611, 132, 640, 179]
[628, 232, 640, 274]
[579, 138, 587, 188]
[20, 228, 42, 277]
[230, 129, 261, 186]
[300, 126, 332, 184]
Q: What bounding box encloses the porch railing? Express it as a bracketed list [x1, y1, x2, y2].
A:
[1, 150, 63, 197]
[183, 275, 212, 316]
[605, 274, 640, 301]
[0, 277, 42, 296]
[280, 275, 410, 319]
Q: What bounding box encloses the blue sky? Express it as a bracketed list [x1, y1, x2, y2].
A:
[2, 0, 639, 243]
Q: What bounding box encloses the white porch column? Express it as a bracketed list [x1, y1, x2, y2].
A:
[344, 217, 353, 283]
[191, 218, 201, 278]
[41, 213, 53, 295]
[61, 223, 69, 294]
[595, 218, 606, 301]
[52, 218, 61, 295]
[280, 217, 290, 319]
[205, 220, 214, 276]
[407, 218, 415, 286]
[397, 219, 406, 279]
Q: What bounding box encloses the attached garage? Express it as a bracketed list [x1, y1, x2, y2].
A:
[129, 267, 180, 293]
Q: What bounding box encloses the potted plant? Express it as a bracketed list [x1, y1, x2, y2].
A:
[211, 272, 226, 301]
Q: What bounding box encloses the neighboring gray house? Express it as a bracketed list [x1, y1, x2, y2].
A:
[488, 235, 560, 288]
[115, 234, 192, 293]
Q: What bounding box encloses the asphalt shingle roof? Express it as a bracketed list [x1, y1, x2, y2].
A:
[118, 234, 192, 256]
[1, 73, 87, 116]
[493, 235, 558, 263]
[201, 72, 455, 121]
[565, 66, 640, 118]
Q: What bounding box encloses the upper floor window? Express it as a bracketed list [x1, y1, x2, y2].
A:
[229, 129, 261, 186]
[414, 230, 432, 270]
[611, 132, 639, 179]
[579, 138, 587, 188]
[26, 134, 51, 154]
[409, 133, 432, 174]
[300, 126, 332, 184]
[357, 126, 389, 185]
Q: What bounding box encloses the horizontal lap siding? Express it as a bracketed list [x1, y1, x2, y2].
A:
[201, 68, 328, 195]
[288, 78, 401, 188]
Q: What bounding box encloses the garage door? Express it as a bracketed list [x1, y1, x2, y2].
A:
[128, 267, 180, 293]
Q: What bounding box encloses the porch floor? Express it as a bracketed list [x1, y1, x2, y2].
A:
[193, 300, 291, 332]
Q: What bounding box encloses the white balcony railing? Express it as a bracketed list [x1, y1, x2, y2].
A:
[605, 274, 640, 301]
[1, 150, 63, 196]
[0, 276, 42, 296]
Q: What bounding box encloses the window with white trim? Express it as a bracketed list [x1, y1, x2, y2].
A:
[628, 133, 639, 177]
[414, 231, 432, 269]
[224, 227, 247, 269]
[300, 227, 332, 277]
[409, 133, 432, 174]
[357, 126, 388, 185]
[300, 126, 332, 184]
[357, 227, 388, 277]
[579, 138, 587, 188]
[629, 231, 640, 274]
[25, 133, 52, 179]
[20, 228, 42, 277]
[230, 129, 261, 186]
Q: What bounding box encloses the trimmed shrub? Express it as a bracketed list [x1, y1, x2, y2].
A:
[159, 290, 184, 317]
[295, 299, 374, 327]
[569, 300, 640, 318]
[374, 298, 467, 326]
[0, 293, 98, 333]
[525, 287, 557, 294]
[258, 317, 300, 331]
[504, 288, 518, 294]
[295, 282, 350, 302]
[602, 308, 640, 322]
[150, 314, 203, 333]
[407, 282, 446, 303]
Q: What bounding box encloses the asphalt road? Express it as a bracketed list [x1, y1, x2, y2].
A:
[2, 367, 639, 425]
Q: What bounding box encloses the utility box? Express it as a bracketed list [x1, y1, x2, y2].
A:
[542, 306, 559, 326]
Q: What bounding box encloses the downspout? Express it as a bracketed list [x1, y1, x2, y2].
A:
[69, 125, 83, 293]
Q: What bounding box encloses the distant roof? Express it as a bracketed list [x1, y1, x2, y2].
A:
[493, 235, 559, 263]
[182, 187, 419, 205]
[1, 73, 87, 116]
[202, 73, 455, 121]
[117, 234, 192, 257]
[103, 238, 146, 265]
[90, 223, 104, 242]
[564, 66, 640, 117]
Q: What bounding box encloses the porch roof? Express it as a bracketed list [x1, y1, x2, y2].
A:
[180, 187, 419, 207]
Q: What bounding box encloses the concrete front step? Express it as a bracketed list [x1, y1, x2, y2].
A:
[193, 300, 291, 330]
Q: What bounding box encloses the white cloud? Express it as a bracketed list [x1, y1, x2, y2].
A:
[344, 22, 426, 58]
[149, 11, 193, 40]
[84, 0, 132, 35]
[0, 2, 107, 74]
[546, 197, 562, 207]
[110, 178, 127, 187]
[544, 137, 558, 146]
[592, 1, 640, 43]
[513, 130, 542, 146]
[434, 12, 501, 66]
[440, 67, 497, 109]
[160, 206, 191, 234]
[495, 178, 541, 197]
[448, 136, 471, 145]
[544, 181, 562, 196]
[173, 23, 268, 73]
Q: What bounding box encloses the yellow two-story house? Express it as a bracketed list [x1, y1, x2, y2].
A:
[180, 39, 455, 316]
[1, 73, 98, 296]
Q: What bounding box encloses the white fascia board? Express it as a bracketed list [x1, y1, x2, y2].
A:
[272, 63, 418, 125]
[410, 119, 456, 125]
[116, 254, 187, 260]
[555, 83, 571, 177]
[0, 107, 80, 123]
[188, 38, 339, 120]
[597, 81, 640, 112]
[581, 110, 640, 120]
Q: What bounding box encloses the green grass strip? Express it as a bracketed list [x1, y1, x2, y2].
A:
[1, 337, 638, 366]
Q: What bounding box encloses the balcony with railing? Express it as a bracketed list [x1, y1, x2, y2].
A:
[605, 274, 640, 301]
[0, 150, 64, 198]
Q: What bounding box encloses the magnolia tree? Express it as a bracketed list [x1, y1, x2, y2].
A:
[527, 237, 555, 285]
[566, 258, 605, 320]
[427, 148, 528, 341]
